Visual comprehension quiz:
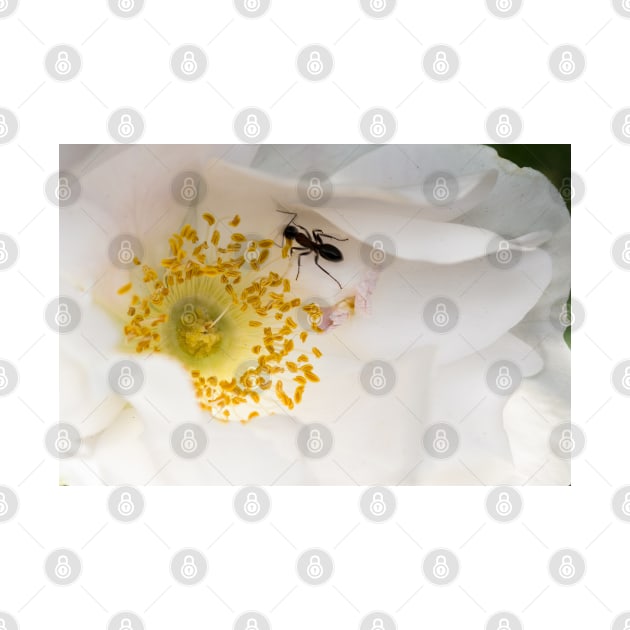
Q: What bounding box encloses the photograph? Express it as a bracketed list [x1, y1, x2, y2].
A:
[58, 144, 570, 486]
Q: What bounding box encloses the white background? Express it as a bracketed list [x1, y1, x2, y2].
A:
[0, 0, 626, 628]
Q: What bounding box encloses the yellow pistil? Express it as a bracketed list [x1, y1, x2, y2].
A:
[120, 215, 324, 422]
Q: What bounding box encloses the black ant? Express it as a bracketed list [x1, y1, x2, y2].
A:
[277, 208, 348, 289]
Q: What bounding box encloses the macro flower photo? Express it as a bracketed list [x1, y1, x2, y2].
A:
[56, 144, 570, 486]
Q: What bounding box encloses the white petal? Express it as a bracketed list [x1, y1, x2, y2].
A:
[250, 144, 377, 177]
[333, 248, 551, 364]
[503, 328, 570, 485]
[124, 353, 205, 425]
[273, 347, 435, 485]
[90, 406, 159, 486]
[62, 145, 259, 287]
[60, 289, 128, 438]
[411, 333, 545, 485]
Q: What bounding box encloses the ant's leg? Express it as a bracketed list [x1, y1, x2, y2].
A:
[275, 207, 298, 248]
[295, 250, 311, 281]
[293, 223, 314, 241]
[313, 253, 342, 290]
[312, 229, 349, 243]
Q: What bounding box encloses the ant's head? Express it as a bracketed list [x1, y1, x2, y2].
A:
[283, 225, 299, 240]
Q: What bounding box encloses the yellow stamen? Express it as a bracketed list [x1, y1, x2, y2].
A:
[120, 217, 325, 422]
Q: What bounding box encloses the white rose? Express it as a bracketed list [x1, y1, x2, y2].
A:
[59, 144, 569, 486]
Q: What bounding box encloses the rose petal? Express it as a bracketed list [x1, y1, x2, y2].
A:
[411, 333, 544, 485]
[332, 247, 551, 365]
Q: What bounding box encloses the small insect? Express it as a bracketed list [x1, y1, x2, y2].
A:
[278, 208, 348, 289]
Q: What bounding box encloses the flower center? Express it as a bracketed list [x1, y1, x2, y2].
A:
[118, 213, 325, 423]
[170, 297, 229, 360]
